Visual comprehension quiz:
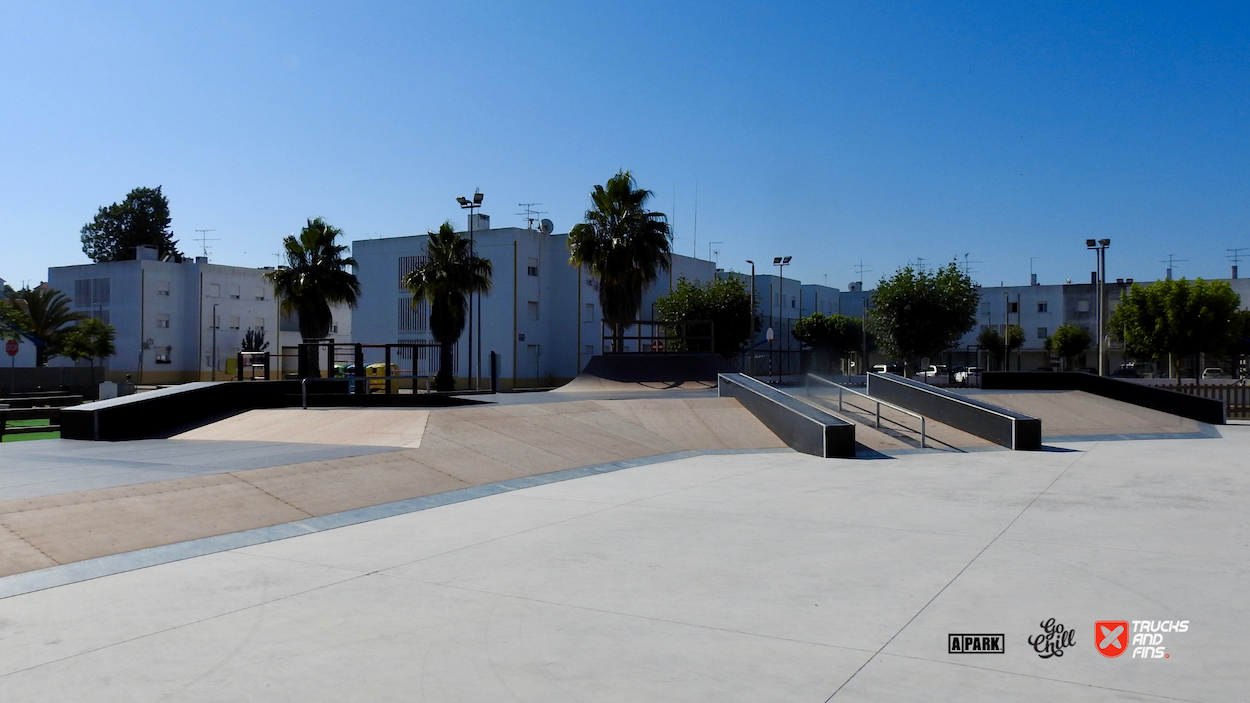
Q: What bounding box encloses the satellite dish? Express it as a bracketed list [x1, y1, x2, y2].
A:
[539, 219, 554, 235]
[766, 327, 775, 342]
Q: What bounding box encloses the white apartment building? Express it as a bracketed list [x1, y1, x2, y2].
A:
[351, 215, 715, 389]
[46, 246, 351, 383]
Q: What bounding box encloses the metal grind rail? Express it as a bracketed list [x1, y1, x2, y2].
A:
[301, 375, 432, 409]
[805, 374, 927, 448]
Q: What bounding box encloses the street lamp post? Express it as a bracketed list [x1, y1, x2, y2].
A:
[774, 256, 791, 382]
[1086, 238, 1111, 376]
[746, 260, 755, 374]
[457, 191, 484, 389]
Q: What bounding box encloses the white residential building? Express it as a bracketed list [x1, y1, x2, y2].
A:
[46, 246, 350, 383]
[351, 215, 715, 389]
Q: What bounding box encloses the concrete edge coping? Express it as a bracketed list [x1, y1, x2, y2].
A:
[867, 373, 1036, 422]
[0, 447, 794, 601]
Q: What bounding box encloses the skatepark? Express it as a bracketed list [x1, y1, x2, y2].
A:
[0, 358, 1242, 701]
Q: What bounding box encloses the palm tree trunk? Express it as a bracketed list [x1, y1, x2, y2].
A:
[436, 341, 455, 391]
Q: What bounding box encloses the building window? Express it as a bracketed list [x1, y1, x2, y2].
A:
[207, 283, 220, 298]
[1077, 300, 1090, 313]
[583, 303, 595, 322]
[1007, 301, 1019, 314]
[331, 322, 339, 334]
[255, 287, 266, 300]
[527, 258, 539, 277]
[527, 301, 539, 320]
[1037, 327, 1048, 339]
[156, 281, 170, 296]
[155, 348, 172, 364]
[1037, 302, 1048, 313]
[584, 344, 594, 356]
[156, 314, 170, 329]
[228, 316, 240, 330]
[229, 285, 241, 299]
[254, 317, 265, 330]
[73, 278, 111, 307]
[398, 298, 428, 332]
[398, 255, 427, 288]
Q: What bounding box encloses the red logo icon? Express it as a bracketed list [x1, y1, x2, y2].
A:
[1096, 621, 1129, 658]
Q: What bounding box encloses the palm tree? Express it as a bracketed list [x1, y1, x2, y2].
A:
[567, 170, 671, 351]
[402, 222, 493, 391]
[265, 218, 361, 376]
[0, 287, 86, 366]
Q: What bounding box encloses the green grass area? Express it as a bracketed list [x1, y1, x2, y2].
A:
[1, 419, 60, 442]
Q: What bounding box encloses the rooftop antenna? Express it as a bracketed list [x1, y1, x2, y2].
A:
[915, 256, 927, 272]
[960, 253, 982, 277]
[1160, 254, 1188, 281]
[692, 181, 698, 258]
[516, 203, 546, 230]
[854, 259, 873, 282]
[1228, 247, 1249, 279]
[194, 229, 218, 258]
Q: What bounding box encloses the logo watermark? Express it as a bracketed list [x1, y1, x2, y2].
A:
[948, 634, 1005, 654]
[1028, 618, 1076, 658]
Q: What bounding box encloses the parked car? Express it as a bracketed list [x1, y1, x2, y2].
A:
[1202, 367, 1225, 379]
[913, 364, 950, 385]
[872, 364, 901, 375]
[1109, 366, 1140, 378]
[954, 366, 983, 385]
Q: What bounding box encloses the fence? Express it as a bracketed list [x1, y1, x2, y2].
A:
[601, 320, 713, 354]
[1171, 384, 1250, 418]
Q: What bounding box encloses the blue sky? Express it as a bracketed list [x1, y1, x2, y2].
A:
[1, 1, 1246, 291]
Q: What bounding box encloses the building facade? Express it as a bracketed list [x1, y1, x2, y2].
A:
[351, 215, 716, 389]
[45, 247, 350, 383]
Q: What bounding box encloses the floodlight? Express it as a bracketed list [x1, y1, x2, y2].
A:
[473, 192, 484, 205]
[1099, 238, 1111, 247]
[782, 256, 792, 264]
[773, 257, 783, 265]
[456, 196, 469, 206]
[1086, 239, 1097, 248]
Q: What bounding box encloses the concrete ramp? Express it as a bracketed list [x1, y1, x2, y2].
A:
[172, 409, 430, 449]
[964, 390, 1210, 440]
[555, 353, 736, 392]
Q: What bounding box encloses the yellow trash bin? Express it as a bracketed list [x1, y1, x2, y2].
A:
[366, 363, 399, 392]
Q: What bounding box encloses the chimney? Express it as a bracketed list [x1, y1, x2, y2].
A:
[1091, 271, 1097, 284]
[1166, 268, 1173, 281]
[1030, 273, 1038, 286]
[1233, 266, 1239, 280]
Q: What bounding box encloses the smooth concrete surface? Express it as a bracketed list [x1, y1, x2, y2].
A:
[0, 398, 786, 577]
[172, 408, 431, 448]
[0, 425, 1243, 700]
[0, 438, 400, 500]
[964, 390, 1210, 440]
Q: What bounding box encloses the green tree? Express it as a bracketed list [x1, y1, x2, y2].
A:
[61, 317, 117, 383]
[791, 313, 864, 373]
[867, 262, 980, 376]
[80, 186, 181, 262]
[1109, 278, 1240, 383]
[975, 324, 1024, 370]
[567, 170, 671, 351]
[1044, 323, 1091, 370]
[265, 218, 361, 363]
[240, 327, 269, 353]
[654, 276, 756, 358]
[0, 287, 87, 366]
[402, 222, 493, 391]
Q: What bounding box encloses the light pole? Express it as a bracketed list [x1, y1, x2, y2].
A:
[457, 191, 484, 389]
[210, 303, 218, 381]
[774, 256, 791, 381]
[1086, 238, 1111, 376]
[746, 260, 755, 374]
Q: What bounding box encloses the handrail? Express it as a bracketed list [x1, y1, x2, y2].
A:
[806, 374, 926, 448]
[301, 375, 431, 409]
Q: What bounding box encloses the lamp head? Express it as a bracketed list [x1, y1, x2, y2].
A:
[745, 259, 754, 265]
[782, 256, 792, 265]
[1099, 238, 1111, 247]
[473, 192, 484, 205]
[773, 257, 783, 265]
[1086, 239, 1097, 248]
[456, 196, 470, 207]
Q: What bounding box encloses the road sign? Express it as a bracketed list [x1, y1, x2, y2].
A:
[5, 339, 17, 357]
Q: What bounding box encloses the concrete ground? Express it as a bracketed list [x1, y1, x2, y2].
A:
[0, 421, 1243, 699]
